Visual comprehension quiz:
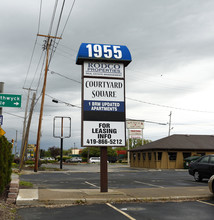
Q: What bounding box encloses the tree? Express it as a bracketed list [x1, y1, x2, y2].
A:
[40, 149, 51, 158]
[128, 138, 152, 149]
[48, 146, 60, 159]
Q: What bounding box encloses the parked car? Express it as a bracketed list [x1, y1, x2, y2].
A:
[188, 154, 214, 181]
[208, 175, 214, 194]
[89, 157, 100, 163]
[65, 157, 82, 163]
[184, 155, 200, 169]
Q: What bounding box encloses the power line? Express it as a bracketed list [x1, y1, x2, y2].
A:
[60, 0, 76, 37]
[50, 70, 81, 84]
[48, 70, 214, 114]
[4, 112, 24, 119]
[23, 0, 43, 89]
[48, 0, 76, 67]
[45, 93, 81, 108]
[48, 0, 58, 36]
[126, 118, 167, 125]
[127, 97, 214, 113]
[38, 0, 43, 34]
[29, 50, 45, 89]
[49, 0, 66, 65]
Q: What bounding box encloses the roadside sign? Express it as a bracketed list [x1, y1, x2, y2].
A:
[76, 42, 131, 193]
[76, 43, 131, 147]
[0, 127, 6, 136]
[129, 129, 143, 139]
[0, 115, 3, 125]
[127, 120, 144, 129]
[0, 94, 22, 108]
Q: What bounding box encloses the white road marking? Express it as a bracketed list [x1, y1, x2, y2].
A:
[134, 180, 164, 188]
[84, 181, 99, 188]
[196, 200, 214, 207]
[106, 203, 136, 220]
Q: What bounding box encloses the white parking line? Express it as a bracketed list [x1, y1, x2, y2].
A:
[196, 200, 214, 207]
[134, 180, 164, 188]
[106, 203, 136, 220]
[85, 181, 99, 188]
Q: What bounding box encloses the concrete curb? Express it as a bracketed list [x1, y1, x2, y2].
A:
[7, 173, 19, 204]
[16, 188, 213, 206]
[16, 195, 214, 207]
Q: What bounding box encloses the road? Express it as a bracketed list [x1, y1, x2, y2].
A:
[17, 200, 214, 220]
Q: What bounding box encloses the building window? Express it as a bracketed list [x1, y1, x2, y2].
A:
[158, 152, 162, 161]
[168, 152, 177, 161]
[138, 153, 141, 161]
[148, 152, 152, 161]
[197, 152, 205, 156]
[133, 153, 136, 161]
[143, 153, 146, 160]
[183, 152, 191, 159]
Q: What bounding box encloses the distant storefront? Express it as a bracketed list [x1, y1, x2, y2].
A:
[130, 135, 214, 169]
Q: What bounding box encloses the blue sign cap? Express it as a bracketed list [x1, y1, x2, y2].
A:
[76, 43, 132, 67]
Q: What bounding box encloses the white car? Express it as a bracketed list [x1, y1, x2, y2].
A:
[89, 157, 100, 163]
[208, 175, 214, 194]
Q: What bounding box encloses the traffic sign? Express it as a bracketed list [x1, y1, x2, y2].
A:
[0, 94, 22, 108]
[0, 127, 6, 136]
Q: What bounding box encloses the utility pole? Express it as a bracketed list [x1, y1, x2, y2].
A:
[0, 82, 4, 124]
[168, 111, 172, 136]
[34, 34, 61, 172]
[15, 130, 18, 157]
[19, 93, 36, 171]
[20, 88, 36, 161]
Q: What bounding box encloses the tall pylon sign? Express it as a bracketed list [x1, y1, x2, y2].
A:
[76, 43, 132, 147]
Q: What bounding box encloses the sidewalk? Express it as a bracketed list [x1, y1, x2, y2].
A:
[16, 186, 213, 206]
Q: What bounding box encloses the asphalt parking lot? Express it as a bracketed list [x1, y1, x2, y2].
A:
[20, 164, 207, 189]
[17, 164, 213, 219]
[17, 200, 214, 220]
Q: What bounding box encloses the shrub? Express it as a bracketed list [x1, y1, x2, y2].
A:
[0, 136, 13, 195]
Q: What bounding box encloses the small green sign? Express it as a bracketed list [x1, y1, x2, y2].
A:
[0, 94, 22, 108]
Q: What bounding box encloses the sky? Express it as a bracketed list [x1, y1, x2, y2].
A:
[1, 0, 214, 153]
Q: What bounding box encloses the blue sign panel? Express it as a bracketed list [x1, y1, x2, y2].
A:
[84, 100, 125, 112]
[76, 43, 132, 66]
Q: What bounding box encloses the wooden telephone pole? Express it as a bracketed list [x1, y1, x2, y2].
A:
[34, 34, 61, 172]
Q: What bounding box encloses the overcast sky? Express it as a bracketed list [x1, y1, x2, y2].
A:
[1, 0, 214, 152]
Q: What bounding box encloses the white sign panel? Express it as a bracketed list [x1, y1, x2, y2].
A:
[129, 129, 143, 139]
[83, 121, 125, 146]
[126, 121, 144, 129]
[83, 78, 124, 101]
[84, 61, 124, 78]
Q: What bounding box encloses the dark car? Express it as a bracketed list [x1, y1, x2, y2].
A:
[188, 154, 214, 181]
[184, 155, 201, 169]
